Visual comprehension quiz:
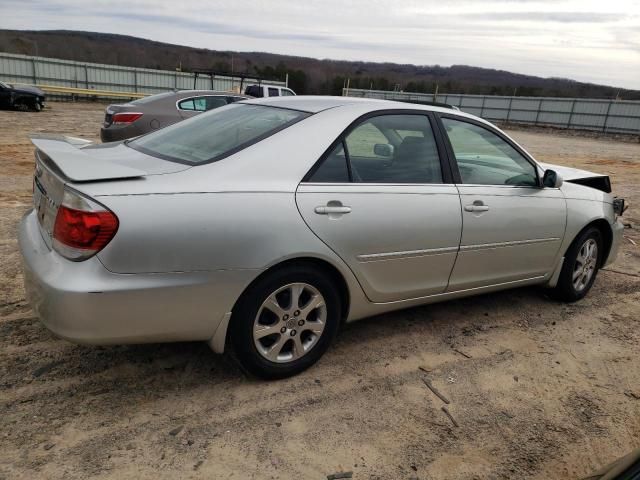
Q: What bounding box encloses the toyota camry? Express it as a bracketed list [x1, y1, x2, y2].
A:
[19, 96, 625, 378]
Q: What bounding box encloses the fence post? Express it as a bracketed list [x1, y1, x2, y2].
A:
[480, 95, 486, 118]
[31, 58, 37, 84]
[506, 96, 513, 123]
[133, 69, 138, 93]
[84, 64, 89, 89]
[603, 101, 613, 133]
[567, 99, 577, 128]
[534, 98, 542, 125]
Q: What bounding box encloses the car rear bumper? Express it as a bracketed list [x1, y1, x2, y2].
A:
[18, 210, 256, 345]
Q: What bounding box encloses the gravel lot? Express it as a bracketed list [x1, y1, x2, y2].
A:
[1, 102, 639, 480]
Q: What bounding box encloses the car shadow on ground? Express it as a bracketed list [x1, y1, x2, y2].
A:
[3, 284, 554, 400]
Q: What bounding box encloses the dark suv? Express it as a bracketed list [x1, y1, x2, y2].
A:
[0, 81, 45, 111]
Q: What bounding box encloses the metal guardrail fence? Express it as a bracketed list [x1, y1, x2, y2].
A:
[0, 52, 284, 100]
[344, 88, 640, 135]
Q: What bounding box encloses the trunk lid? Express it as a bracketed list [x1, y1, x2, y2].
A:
[31, 135, 189, 182]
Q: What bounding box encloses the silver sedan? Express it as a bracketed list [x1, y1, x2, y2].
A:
[19, 96, 625, 378]
[100, 90, 249, 142]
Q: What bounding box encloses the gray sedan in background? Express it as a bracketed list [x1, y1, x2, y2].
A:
[100, 90, 248, 142]
[20, 96, 625, 379]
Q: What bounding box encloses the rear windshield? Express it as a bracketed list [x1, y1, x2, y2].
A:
[244, 85, 263, 97]
[128, 104, 309, 164]
[129, 91, 175, 105]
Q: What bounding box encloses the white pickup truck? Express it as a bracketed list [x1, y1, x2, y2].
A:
[244, 84, 296, 97]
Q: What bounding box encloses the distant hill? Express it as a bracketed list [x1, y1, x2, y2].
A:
[1, 29, 638, 99]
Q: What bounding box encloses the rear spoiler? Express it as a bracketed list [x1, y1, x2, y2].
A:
[30, 135, 146, 182]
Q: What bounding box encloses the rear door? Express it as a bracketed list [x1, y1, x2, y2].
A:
[438, 115, 566, 291]
[296, 112, 462, 302]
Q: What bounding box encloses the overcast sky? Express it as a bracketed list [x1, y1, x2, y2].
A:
[2, 0, 640, 89]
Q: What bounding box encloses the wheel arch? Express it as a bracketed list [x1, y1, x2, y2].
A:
[235, 256, 351, 321]
[581, 218, 613, 267]
[13, 94, 37, 109]
[210, 256, 352, 354]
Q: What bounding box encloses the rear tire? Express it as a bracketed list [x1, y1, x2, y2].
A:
[550, 227, 602, 302]
[230, 265, 341, 379]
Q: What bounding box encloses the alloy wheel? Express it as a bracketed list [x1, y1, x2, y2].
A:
[253, 283, 327, 363]
[572, 238, 598, 292]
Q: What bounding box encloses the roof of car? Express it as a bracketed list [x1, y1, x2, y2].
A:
[242, 95, 461, 115]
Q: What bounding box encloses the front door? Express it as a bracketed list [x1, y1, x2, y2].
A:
[439, 116, 566, 291]
[296, 113, 463, 302]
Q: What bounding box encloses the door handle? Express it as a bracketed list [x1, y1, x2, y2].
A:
[315, 205, 352, 215]
[464, 201, 489, 212]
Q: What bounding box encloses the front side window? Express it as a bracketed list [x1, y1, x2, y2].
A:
[268, 88, 279, 97]
[442, 118, 538, 186]
[129, 104, 309, 164]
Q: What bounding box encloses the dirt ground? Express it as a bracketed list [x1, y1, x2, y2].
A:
[1, 102, 639, 480]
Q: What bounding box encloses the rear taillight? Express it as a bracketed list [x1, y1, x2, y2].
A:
[112, 112, 143, 124]
[52, 188, 119, 261]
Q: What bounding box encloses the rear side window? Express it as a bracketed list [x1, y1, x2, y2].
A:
[129, 104, 309, 165]
[309, 143, 350, 183]
[281, 89, 295, 96]
[178, 97, 206, 111]
[268, 88, 279, 97]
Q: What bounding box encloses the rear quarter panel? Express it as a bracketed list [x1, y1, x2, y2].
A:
[95, 190, 371, 320]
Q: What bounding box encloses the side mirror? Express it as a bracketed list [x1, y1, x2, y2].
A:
[374, 143, 394, 158]
[543, 169, 563, 188]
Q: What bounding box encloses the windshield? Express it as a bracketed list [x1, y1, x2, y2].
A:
[128, 104, 309, 164]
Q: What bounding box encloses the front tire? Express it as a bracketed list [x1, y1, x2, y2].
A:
[551, 227, 603, 302]
[230, 265, 341, 379]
